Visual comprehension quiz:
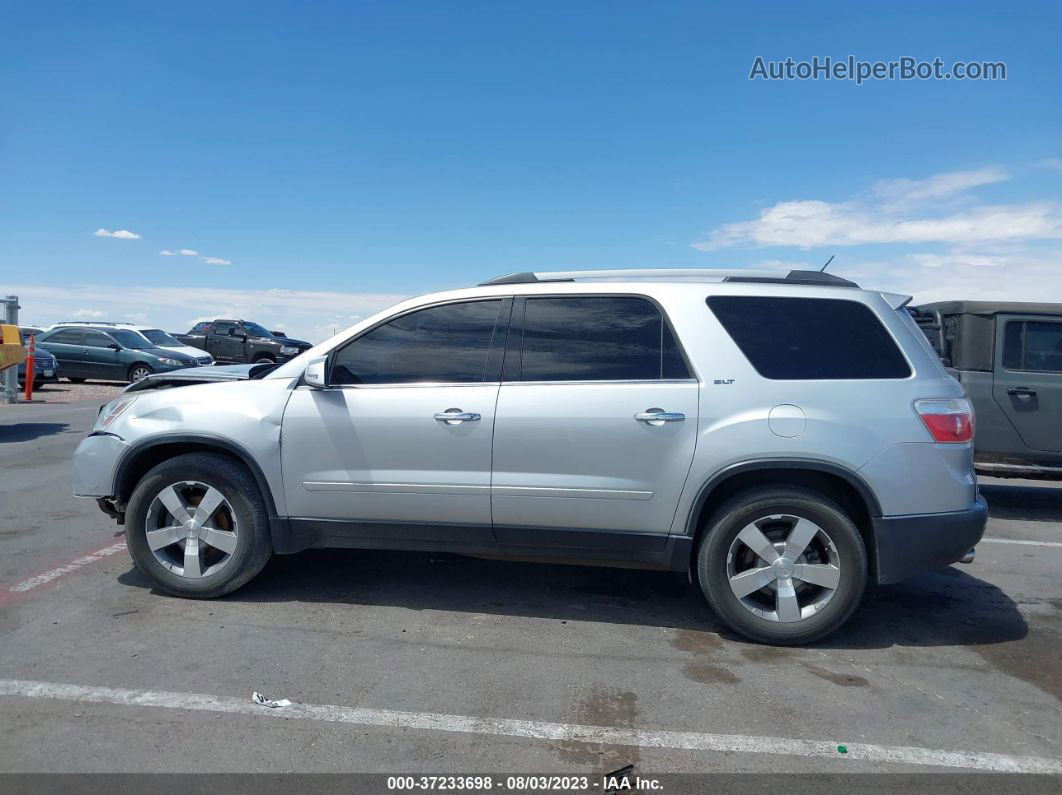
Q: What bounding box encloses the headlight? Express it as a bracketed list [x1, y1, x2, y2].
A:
[280, 346, 299, 355]
[158, 357, 183, 366]
[95, 395, 138, 431]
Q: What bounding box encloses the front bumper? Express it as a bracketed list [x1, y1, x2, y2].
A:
[72, 432, 129, 498]
[872, 495, 988, 584]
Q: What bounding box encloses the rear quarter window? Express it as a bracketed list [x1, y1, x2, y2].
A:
[707, 296, 911, 380]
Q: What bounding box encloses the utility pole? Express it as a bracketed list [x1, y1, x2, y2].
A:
[2, 295, 19, 404]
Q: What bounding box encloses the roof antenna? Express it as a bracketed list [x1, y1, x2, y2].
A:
[819, 254, 835, 272]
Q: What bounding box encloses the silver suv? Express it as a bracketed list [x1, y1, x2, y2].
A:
[73, 268, 987, 645]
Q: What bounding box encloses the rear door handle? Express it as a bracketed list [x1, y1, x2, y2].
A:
[434, 409, 481, 425]
[1007, 387, 1037, 397]
[634, 408, 685, 425]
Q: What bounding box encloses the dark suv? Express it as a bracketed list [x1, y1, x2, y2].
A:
[37, 325, 201, 384]
[913, 301, 1062, 479]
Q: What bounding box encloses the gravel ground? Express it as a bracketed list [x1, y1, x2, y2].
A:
[22, 379, 126, 403]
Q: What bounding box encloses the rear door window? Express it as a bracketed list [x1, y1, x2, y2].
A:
[43, 329, 83, 345]
[516, 296, 691, 381]
[1003, 320, 1062, 373]
[707, 296, 911, 380]
[83, 331, 115, 348]
[212, 321, 237, 337]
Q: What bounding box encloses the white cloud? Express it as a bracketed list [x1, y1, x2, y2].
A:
[12, 284, 409, 344]
[201, 256, 231, 265]
[74, 309, 104, 318]
[842, 247, 1062, 304]
[872, 166, 1008, 207]
[178, 249, 199, 256]
[1038, 158, 1062, 172]
[693, 167, 1062, 251]
[159, 250, 176, 256]
[94, 228, 141, 239]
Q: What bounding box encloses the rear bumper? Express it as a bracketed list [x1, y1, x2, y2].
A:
[872, 495, 987, 584]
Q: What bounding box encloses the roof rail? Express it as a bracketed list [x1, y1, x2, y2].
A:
[479, 268, 859, 288]
[52, 320, 131, 327]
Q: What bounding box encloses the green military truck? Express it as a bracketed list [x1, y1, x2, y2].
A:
[912, 301, 1062, 479]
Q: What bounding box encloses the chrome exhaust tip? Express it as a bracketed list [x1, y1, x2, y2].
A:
[960, 548, 976, 564]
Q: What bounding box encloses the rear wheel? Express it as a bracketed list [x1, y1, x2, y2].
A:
[128, 363, 153, 383]
[696, 487, 867, 645]
[125, 453, 273, 598]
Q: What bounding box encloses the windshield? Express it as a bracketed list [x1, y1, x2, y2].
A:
[109, 330, 152, 349]
[141, 329, 182, 346]
[242, 322, 275, 338]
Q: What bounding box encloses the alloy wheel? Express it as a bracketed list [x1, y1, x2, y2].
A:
[144, 481, 240, 579]
[726, 514, 841, 623]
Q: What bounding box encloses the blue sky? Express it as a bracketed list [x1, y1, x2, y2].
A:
[2, 1, 1060, 339]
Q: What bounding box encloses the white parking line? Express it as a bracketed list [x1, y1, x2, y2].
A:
[981, 537, 1062, 548]
[1, 678, 1059, 773]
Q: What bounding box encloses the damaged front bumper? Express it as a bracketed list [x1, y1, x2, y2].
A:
[73, 432, 129, 500]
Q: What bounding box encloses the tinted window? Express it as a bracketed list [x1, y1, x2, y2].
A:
[212, 322, 237, 336]
[242, 322, 274, 338]
[42, 329, 82, 345]
[707, 296, 911, 380]
[332, 300, 502, 385]
[1004, 321, 1062, 373]
[83, 331, 115, 348]
[109, 330, 151, 349]
[518, 297, 690, 382]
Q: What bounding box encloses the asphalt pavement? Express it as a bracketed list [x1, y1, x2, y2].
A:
[0, 398, 1059, 779]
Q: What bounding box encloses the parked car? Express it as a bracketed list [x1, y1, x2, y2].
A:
[912, 301, 1061, 479]
[37, 325, 202, 384]
[51, 322, 214, 365]
[16, 326, 60, 388]
[73, 268, 985, 645]
[174, 320, 311, 364]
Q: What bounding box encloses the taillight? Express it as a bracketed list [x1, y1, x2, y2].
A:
[914, 398, 974, 443]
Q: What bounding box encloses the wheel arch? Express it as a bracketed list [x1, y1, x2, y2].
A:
[683, 459, 882, 578]
[113, 434, 279, 519]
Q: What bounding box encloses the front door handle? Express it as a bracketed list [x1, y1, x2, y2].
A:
[634, 408, 685, 426]
[434, 409, 481, 425]
[1007, 387, 1037, 398]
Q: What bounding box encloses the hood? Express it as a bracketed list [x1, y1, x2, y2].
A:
[273, 336, 312, 348]
[144, 346, 197, 362]
[124, 363, 268, 393]
[157, 343, 212, 359]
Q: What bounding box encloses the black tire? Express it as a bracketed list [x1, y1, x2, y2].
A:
[253, 355, 276, 364]
[66, 377, 86, 383]
[695, 486, 867, 646]
[128, 363, 154, 383]
[125, 452, 273, 598]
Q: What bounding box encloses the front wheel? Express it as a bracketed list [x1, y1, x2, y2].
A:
[696, 487, 867, 645]
[125, 453, 273, 598]
[253, 355, 276, 364]
[128, 364, 154, 383]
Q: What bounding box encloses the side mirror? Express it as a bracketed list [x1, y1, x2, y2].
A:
[107, 343, 121, 351]
[304, 356, 328, 388]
